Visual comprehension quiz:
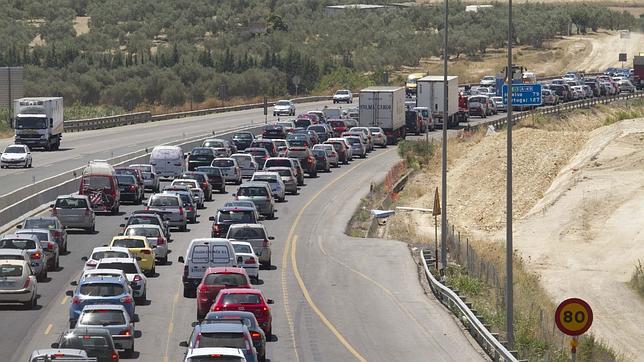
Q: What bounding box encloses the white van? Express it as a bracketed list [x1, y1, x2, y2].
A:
[178, 238, 238, 297]
[149, 146, 185, 179]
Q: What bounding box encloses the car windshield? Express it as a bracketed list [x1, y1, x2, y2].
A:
[237, 187, 268, 197]
[218, 211, 254, 223]
[125, 228, 160, 237]
[0, 264, 22, 277]
[336, 90, 349, 95]
[55, 198, 88, 209]
[271, 169, 292, 177]
[59, 334, 112, 350]
[79, 310, 126, 326]
[24, 219, 57, 230]
[197, 332, 247, 349]
[116, 175, 136, 185]
[222, 293, 261, 305]
[196, 167, 222, 176]
[149, 196, 179, 207]
[228, 227, 265, 239]
[212, 160, 234, 167]
[4, 146, 25, 153]
[0, 239, 36, 249]
[79, 283, 125, 296]
[92, 251, 129, 260]
[15, 117, 47, 129]
[204, 273, 247, 286]
[112, 238, 146, 248]
[98, 262, 138, 274]
[275, 101, 290, 106]
[233, 244, 252, 254]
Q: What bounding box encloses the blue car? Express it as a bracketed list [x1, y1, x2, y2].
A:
[68, 275, 135, 329]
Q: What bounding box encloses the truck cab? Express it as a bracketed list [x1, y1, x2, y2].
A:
[12, 97, 64, 151]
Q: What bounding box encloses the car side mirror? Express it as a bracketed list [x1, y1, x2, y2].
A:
[65, 290, 73, 296]
[179, 341, 189, 348]
[268, 236, 275, 240]
[117, 232, 123, 236]
[178, 256, 185, 263]
[51, 343, 60, 348]
[16, 225, 22, 229]
[102, 244, 108, 247]
[81, 256, 88, 261]
[49, 204, 54, 208]
[70, 281, 78, 286]
[208, 216, 215, 221]
[267, 299, 274, 304]
[191, 321, 198, 327]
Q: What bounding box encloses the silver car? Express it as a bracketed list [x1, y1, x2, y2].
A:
[345, 136, 367, 158]
[163, 190, 197, 224]
[312, 144, 339, 167]
[76, 304, 135, 354]
[0, 260, 38, 308]
[264, 167, 298, 194]
[367, 127, 387, 148]
[16, 229, 59, 272]
[235, 182, 275, 219]
[231, 153, 258, 178]
[123, 224, 168, 264]
[0, 234, 46, 281]
[251, 171, 286, 202]
[19, 216, 68, 253]
[29, 348, 89, 361]
[273, 99, 295, 116]
[211, 158, 242, 184]
[129, 163, 160, 192]
[226, 223, 274, 268]
[147, 193, 188, 231]
[50, 195, 96, 233]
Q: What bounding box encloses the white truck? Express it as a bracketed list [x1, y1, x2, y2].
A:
[12, 97, 64, 151]
[416, 76, 461, 129]
[358, 86, 406, 144]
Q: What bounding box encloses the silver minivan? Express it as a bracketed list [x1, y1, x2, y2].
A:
[177, 238, 238, 297]
[50, 195, 96, 232]
[149, 146, 185, 179]
[226, 223, 274, 268]
[147, 193, 188, 231]
[235, 182, 275, 219]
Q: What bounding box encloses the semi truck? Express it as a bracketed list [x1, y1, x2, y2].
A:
[416, 76, 462, 128]
[358, 86, 406, 144]
[12, 97, 64, 151]
[634, 54, 643, 90]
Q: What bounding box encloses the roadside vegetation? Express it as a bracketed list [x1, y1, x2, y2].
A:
[630, 260, 644, 298]
[0, 1, 640, 111]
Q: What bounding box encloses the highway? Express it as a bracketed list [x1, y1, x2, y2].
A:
[2, 136, 486, 362]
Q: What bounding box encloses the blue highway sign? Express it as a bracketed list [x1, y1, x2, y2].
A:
[502, 83, 542, 106]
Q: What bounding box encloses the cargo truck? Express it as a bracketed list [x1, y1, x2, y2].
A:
[358, 86, 406, 144]
[634, 55, 643, 90]
[416, 76, 462, 129]
[12, 97, 64, 151]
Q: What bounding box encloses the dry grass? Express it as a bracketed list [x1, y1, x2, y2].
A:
[73, 16, 90, 36]
[631, 260, 644, 298]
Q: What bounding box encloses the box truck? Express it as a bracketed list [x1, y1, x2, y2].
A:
[634, 55, 643, 90]
[416, 76, 462, 128]
[12, 97, 64, 151]
[358, 86, 406, 144]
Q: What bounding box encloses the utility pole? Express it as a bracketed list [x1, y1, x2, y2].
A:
[440, 0, 449, 278]
[506, 0, 515, 348]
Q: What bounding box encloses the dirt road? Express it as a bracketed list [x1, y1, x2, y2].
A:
[574, 31, 644, 73]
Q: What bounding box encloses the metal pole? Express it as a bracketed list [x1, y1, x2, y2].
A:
[505, 0, 515, 348]
[8, 67, 13, 126]
[434, 215, 439, 271]
[440, 0, 448, 277]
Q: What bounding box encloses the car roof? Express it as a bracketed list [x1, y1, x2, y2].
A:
[253, 172, 279, 177]
[112, 235, 148, 242]
[1, 233, 39, 241]
[0, 259, 29, 267]
[228, 223, 264, 229]
[205, 311, 258, 321]
[97, 257, 138, 264]
[62, 328, 112, 337]
[30, 348, 89, 357]
[91, 246, 130, 253]
[24, 216, 58, 222]
[79, 275, 124, 284]
[57, 194, 90, 200]
[185, 347, 245, 358]
[239, 181, 271, 187]
[205, 266, 247, 274]
[82, 269, 125, 277]
[197, 322, 247, 333]
[124, 224, 162, 230]
[81, 304, 127, 312]
[219, 206, 255, 212]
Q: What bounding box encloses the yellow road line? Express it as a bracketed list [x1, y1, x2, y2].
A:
[281, 147, 396, 361]
[44, 324, 53, 335]
[163, 292, 180, 361]
[60, 295, 68, 305]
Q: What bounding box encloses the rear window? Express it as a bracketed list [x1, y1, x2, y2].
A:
[127, 216, 161, 226]
[79, 283, 125, 296]
[253, 175, 277, 183]
[116, 175, 136, 185]
[227, 227, 265, 240]
[233, 244, 252, 254]
[55, 197, 88, 209]
[125, 228, 160, 238]
[246, 149, 267, 156]
[23, 219, 57, 229]
[196, 332, 247, 349]
[312, 150, 326, 157]
[212, 160, 234, 167]
[233, 133, 253, 140]
[131, 165, 152, 172]
[231, 156, 252, 167]
[18, 232, 49, 242]
[111, 238, 146, 248]
[92, 251, 129, 260]
[369, 127, 380, 133]
[0, 239, 36, 249]
[222, 293, 261, 305]
[173, 181, 197, 188]
[204, 273, 247, 286]
[270, 169, 292, 177]
[82, 175, 112, 189]
[218, 211, 255, 223]
[265, 159, 291, 168]
[191, 148, 214, 156]
[79, 310, 126, 325]
[59, 335, 112, 350]
[196, 167, 222, 177]
[149, 196, 180, 207]
[0, 264, 23, 277]
[237, 187, 268, 197]
[286, 150, 307, 158]
[98, 262, 139, 274]
[308, 126, 326, 133]
[294, 119, 311, 128]
[183, 173, 206, 182]
[329, 120, 346, 128]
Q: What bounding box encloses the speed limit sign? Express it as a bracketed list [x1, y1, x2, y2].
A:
[555, 298, 593, 336]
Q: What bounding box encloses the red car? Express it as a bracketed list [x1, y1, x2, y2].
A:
[196, 267, 252, 320]
[211, 288, 274, 336]
[328, 119, 348, 137]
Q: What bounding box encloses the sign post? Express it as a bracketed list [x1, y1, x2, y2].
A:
[263, 97, 268, 124]
[292, 75, 301, 97]
[555, 298, 593, 361]
[432, 187, 441, 271]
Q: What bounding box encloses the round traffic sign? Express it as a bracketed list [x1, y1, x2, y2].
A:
[555, 298, 593, 336]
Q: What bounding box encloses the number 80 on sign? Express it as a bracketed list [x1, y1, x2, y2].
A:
[555, 298, 593, 336]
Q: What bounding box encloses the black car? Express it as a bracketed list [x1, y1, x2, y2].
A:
[115, 174, 143, 204]
[232, 132, 255, 151]
[52, 328, 119, 362]
[312, 149, 331, 172]
[195, 166, 226, 193]
[262, 125, 287, 139]
[209, 206, 258, 238]
[307, 125, 331, 143]
[187, 147, 217, 171]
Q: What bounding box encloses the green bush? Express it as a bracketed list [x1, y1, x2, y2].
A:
[397, 140, 434, 169]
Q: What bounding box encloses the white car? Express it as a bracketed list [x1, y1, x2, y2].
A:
[231, 241, 260, 282]
[618, 80, 635, 93]
[251, 171, 286, 202]
[0, 260, 38, 308]
[82, 246, 134, 271]
[367, 127, 388, 147]
[273, 100, 295, 116]
[1, 144, 32, 168]
[211, 158, 242, 184]
[333, 89, 353, 104]
[171, 179, 205, 208]
[96, 257, 148, 302]
[312, 144, 339, 167]
[184, 348, 247, 362]
[231, 153, 258, 178]
[123, 224, 169, 265]
[480, 75, 496, 86]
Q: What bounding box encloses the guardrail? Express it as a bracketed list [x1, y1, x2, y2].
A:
[64, 96, 335, 132]
[420, 249, 519, 362]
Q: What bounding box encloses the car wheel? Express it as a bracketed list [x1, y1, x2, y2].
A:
[220, 186, 226, 193]
[124, 342, 135, 357]
[183, 286, 195, 298]
[25, 293, 37, 309]
[69, 320, 76, 329]
[55, 256, 60, 270]
[269, 211, 275, 219]
[180, 224, 187, 232]
[161, 255, 168, 265]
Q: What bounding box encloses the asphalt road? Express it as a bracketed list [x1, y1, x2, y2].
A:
[5, 136, 485, 362]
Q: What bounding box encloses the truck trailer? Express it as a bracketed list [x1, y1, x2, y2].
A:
[416, 76, 461, 129]
[358, 86, 406, 144]
[634, 55, 643, 90]
[12, 97, 64, 151]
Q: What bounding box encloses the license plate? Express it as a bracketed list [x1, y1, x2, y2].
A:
[0, 281, 14, 287]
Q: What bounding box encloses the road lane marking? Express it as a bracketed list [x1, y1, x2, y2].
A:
[280, 236, 300, 362]
[44, 324, 53, 335]
[163, 292, 180, 361]
[282, 147, 396, 361]
[60, 295, 68, 305]
[317, 235, 327, 256]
